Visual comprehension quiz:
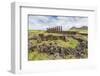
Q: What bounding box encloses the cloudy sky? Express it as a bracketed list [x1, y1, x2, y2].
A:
[28, 15, 88, 30]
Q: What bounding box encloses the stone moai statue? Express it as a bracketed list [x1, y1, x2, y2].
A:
[47, 28, 49, 32]
[51, 27, 53, 33]
[47, 28, 48, 32]
[54, 27, 57, 32]
[53, 27, 55, 33]
[48, 28, 50, 32]
[52, 27, 54, 33]
[57, 26, 59, 32]
[58, 26, 60, 32]
[60, 26, 62, 32]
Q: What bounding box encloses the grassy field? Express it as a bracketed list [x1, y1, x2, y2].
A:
[28, 29, 88, 60]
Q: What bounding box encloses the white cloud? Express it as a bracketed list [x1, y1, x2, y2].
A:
[29, 15, 88, 30]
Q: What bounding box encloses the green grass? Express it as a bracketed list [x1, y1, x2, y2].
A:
[65, 37, 79, 48]
[28, 30, 79, 48]
[28, 37, 78, 49]
[28, 51, 50, 60]
[28, 38, 79, 60]
[69, 29, 88, 34]
[28, 30, 46, 33]
[28, 30, 87, 60]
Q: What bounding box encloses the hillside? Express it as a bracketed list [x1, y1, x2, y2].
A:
[69, 26, 88, 33]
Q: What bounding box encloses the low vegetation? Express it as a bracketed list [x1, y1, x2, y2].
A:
[28, 27, 88, 60]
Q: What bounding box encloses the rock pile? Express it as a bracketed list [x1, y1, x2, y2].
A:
[29, 39, 88, 59]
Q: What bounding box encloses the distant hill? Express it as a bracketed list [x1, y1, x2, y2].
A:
[70, 26, 88, 30]
[69, 26, 88, 34]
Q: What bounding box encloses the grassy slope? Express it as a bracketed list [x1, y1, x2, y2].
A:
[69, 26, 88, 34]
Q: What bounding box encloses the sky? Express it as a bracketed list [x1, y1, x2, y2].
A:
[28, 15, 88, 30]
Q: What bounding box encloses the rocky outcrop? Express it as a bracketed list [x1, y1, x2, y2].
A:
[29, 39, 88, 59]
